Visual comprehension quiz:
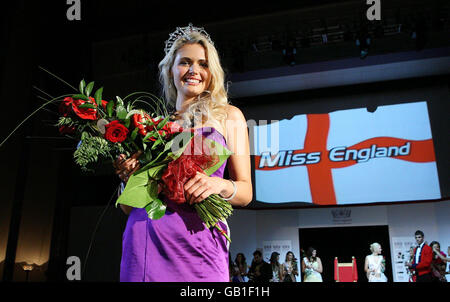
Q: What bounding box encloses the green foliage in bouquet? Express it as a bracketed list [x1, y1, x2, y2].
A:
[56, 79, 174, 172]
[0, 69, 235, 242]
[73, 132, 126, 171]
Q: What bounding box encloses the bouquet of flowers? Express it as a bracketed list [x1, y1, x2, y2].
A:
[1, 74, 233, 242]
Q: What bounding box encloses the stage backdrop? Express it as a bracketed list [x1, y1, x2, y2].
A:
[252, 101, 440, 206]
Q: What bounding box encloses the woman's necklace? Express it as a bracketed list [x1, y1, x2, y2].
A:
[168, 109, 180, 121]
[168, 109, 196, 127]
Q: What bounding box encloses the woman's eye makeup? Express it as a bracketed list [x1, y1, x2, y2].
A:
[178, 58, 208, 68]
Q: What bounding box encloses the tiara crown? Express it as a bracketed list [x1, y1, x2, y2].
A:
[164, 23, 214, 54]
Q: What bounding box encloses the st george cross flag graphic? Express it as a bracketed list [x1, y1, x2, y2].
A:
[253, 101, 441, 205]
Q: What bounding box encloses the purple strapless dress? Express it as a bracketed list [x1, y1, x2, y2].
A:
[120, 127, 230, 282]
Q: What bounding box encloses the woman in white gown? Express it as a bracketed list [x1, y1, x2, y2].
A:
[302, 247, 323, 282]
[364, 242, 388, 282]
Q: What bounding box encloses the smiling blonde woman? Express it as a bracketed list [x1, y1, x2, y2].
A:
[159, 29, 228, 131]
[115, 24, 252, 282]
[364, 242, 388, 282]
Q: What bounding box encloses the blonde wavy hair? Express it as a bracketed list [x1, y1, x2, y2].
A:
[158, 31, 228, 129]
[370, 242, 381, 253]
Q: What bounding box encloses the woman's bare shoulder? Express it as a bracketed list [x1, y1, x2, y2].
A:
[226, 104, 245, 120]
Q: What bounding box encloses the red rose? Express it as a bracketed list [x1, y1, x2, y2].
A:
[104, 120, 129, 143]
[132, 114, 163, 137]
[163, 121, 184, 135]
[59, 97, 73, 117]
[131, 114, 145, 136]
[72, 97, 98, 120]
[101, 100, 108, 110]
[58, 125, 76, 135]
[70, 97, 108, 120]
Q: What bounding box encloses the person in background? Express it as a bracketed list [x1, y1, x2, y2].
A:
[302, 247, 323, 282]
[433, 246, 450, 279]
[229, 253, 241, 282]
[248, 250, 272, 282]
[364, 242, 387, 282]
[406, 246, 417, 282]
[269, 252, 282, 282]
[406, 230, 433, 282]
[233, 253, 248, 282]
[429, 241, 447, 282]
[281, 251, 299, 282]
[433, 246, 450, 263]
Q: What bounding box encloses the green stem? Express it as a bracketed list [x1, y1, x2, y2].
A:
[194, 203, 211, 228]
[33, 85, 55, 100]
[0, 94, 73, 148]
[132, 98, 158, 115]
[203, 199, 223, 219]
[208, 195, 233, 213]
[213, 224, 231, 243]
[147, 118, 166, 148]
[197, 202, 216, 223]
[130, 140, 141, 152]
[38, 66, 78, 92]
[96, 106, 107, 118]
[194, 200, 232, 242]
[125, 92, 169, 117]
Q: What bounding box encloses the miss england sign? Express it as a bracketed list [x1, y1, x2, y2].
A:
[253, 101, 440, 205]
